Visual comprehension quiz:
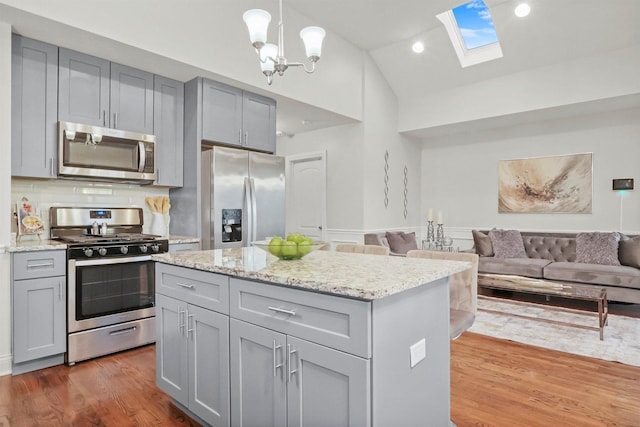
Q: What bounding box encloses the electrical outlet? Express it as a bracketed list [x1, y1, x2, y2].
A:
[409, 338, 426, 368]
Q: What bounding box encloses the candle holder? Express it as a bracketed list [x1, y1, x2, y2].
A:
[436, 223, 444, 249]
[426, 220, 435, 247]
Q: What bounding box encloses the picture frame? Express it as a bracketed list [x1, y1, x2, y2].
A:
[17, 197, 45, 237]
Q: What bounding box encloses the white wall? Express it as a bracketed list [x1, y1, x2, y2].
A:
[421, 107, 640, 248]
[0, 21, 12, 375]
[278, 54, 423, 244]
[361, 54, 422, 231]
[400, 45, 640, 134]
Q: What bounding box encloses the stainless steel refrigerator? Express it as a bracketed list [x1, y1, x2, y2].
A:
[201, 146, 285, 250]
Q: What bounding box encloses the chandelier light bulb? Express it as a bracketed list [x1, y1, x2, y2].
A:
[260, 43, 278, 74]
[243, 9, 271, 48]
[514, 3, 531, 17]
[300, 26, 326, 60]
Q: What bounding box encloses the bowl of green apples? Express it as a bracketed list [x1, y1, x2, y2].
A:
[252, 233, 326, 260]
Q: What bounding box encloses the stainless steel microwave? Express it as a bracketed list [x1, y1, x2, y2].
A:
[58, 121, 156, 184]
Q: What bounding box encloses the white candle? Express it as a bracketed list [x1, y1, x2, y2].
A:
[427, 208, 433, 221]
[437, 211, 443, 224]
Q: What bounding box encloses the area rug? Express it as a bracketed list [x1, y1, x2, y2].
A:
[470, 296, 640, 367]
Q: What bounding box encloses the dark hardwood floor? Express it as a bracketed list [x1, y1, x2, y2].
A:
[1, 335, 639, 426]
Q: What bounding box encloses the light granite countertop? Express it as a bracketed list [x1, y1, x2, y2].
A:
[8, 239, 67, 252]
[152, 247, 471, 300]
[168, 235, 200, 245]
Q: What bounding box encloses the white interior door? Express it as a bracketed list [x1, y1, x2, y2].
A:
[285, 151, 326, 241]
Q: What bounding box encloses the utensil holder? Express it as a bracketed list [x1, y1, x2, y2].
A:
[151, 213, 167, 237]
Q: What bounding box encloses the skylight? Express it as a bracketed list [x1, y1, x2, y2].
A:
[452, 0, 498, 50]
[437, 0, 503, 68]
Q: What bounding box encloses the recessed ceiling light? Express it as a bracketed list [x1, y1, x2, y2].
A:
[514, 3, 531, 17]
[412, 41, 425, 54]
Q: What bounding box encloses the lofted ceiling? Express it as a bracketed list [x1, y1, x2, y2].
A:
[278, 0, 640, 136]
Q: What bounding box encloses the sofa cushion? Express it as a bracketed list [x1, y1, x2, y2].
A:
[544, 262, 640, 290]
[523, 236, 576, 262]
[488, 229, 527, 259]
[385, 232, 418, 255]
[576, 232, 620, 266]
[479, 257, 552, 278]
[619, 235, 640, 268]
[472, 230, 494, 257]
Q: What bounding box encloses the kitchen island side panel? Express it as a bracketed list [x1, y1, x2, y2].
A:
[371, 277, 450, 427]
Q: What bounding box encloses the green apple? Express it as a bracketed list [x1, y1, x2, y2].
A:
[286, 233, 304, 244]
[281, 240, 298, 258]
[297, 237, 314, 257]
[268, 237, 284, 256]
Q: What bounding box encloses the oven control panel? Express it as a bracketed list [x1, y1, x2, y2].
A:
[68, 240, 169, 259]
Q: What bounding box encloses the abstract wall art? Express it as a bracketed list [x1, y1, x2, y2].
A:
[498, 153, 593, 213]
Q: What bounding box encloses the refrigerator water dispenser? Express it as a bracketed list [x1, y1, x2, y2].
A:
[222, 209, 242, 242]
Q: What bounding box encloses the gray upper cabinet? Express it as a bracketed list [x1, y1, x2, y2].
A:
[200, 78, 276, 153]
[242, 91, 276, 153]
[58, 48, 110, 127]
[110, 63, 154, 134]
[202, 80, 243, 147]
[11, 35, 59, 178]
[153, 76, 184, 187]
[59, 48, 154, 134]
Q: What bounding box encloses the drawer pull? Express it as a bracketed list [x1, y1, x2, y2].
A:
[273, 340, 283, 377]
[27, 262, 54, 269]
[177, 282, 195, 289]
[109, 326, 137, 336]
[268, 306, 296, 316]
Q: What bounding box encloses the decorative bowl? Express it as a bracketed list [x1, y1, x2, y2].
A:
[252, 240, 327, 260]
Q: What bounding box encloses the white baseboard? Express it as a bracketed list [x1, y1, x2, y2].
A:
[0, 353, 12, 376]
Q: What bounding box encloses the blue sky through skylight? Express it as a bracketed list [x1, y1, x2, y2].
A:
[452, 0, 498, 50]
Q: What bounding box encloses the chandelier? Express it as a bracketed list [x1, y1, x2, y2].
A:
[243, 0, 326, 85]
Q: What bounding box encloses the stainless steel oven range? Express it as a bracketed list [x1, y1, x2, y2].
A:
[50, 206, 168, 365]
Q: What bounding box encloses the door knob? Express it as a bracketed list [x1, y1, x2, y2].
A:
[318, 225, 323, 230]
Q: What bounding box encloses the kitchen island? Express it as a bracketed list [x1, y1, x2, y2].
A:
[152, 248, 470, 427]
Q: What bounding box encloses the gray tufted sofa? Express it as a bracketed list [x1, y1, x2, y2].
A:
[475, 231, 640, 304]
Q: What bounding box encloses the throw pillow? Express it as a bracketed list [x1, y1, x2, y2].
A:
[576, 232, 621, 266]
[385, 232, 418, 255]
[488, 229, 527, 259]
[472, 230, 494, 257]
[618, 234, 640, 268]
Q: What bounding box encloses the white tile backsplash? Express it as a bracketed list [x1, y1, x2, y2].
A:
[11, 178, 169, 238]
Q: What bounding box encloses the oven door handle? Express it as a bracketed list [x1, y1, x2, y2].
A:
[74, 255, 152, 266]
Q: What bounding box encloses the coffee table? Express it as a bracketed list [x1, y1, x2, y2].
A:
[478, 273, 609, 340]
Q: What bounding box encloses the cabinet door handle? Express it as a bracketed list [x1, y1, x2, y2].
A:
[114, 112, 118, 129]
[50, 158, 54, 176]
[287, 343, 297, 383]
[177, 282, 194, 289]
[178, 308, 186, 336]
[58, 280, 63, 301]
[273, 340, 283, 377]
[187, 312, 195, 339]
[238, 129, 242, 145]
[244, 131, 248, 146]
[103, 110, 107, 127]
[268, 306, 296, 316]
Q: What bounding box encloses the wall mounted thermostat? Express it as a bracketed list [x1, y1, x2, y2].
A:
[613, 178, 634, 191]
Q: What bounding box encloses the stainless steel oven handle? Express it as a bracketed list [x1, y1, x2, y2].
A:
[138, 141, 146, 173]
[109, 326, 137, 336]
[74, 255, 152, 266]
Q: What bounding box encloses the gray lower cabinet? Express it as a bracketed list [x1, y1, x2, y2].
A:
[154, 76, 184, 187]
[230, 319, 369, 427]
[11, 35, 59, 178]
[156, 265, 230, 426]
[59, 48, 154, 134]
[11, 250, 66, 372]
